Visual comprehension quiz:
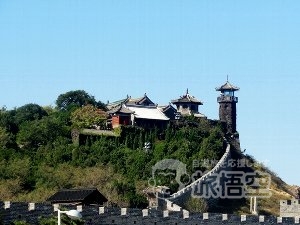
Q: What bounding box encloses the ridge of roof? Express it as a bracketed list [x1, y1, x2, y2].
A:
[107, 104, 134, 114]
[106, 97, 128, 110]
[46, 188, 108, 203]
[171, 90, 203, 105]
[126, 94, 155, 106]
[216, 81, 240, 91]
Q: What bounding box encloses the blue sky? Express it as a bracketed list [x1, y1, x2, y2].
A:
[1, 1, 300, 185]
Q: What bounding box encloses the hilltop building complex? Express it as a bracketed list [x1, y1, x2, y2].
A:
[106, 80, 239, 134]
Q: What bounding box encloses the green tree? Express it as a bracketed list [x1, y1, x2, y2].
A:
[16, 116, 68, 149]
[0, 126, 11, 149]
[0, 108, 18, 134]
[185, 197, 208, 212]
[70, 105, 107, 129]
[15, 103, 48, 125]
[56, 90, 106, 111]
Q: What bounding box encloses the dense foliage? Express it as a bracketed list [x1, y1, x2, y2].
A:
[0, 90, 225, 208]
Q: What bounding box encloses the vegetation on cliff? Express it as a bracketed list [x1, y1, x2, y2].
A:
[0, 90, 292, 216]
[0, 90, 225, 208]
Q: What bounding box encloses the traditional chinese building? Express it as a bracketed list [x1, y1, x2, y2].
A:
[107, 105, 133, 129]
[216, 80, 239, 133]
[107, 94, 170, 129]
[158, 104, 177, 120]
[47, 188, 108, 206]
[171, 89, 205, 118]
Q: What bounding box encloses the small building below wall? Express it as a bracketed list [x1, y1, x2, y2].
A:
[47, 188, 108, 206]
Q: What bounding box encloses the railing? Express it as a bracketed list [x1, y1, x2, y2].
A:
[217, 96, 238, 103]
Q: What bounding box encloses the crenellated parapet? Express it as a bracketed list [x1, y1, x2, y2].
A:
[280, 199, 300, 218]
[0, 202, 298, 225]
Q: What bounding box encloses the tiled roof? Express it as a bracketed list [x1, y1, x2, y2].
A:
[47, 188, 107, 204]
[107, 105, 134, 114]
[126, 94, 155, 106]
[171, 89, 203, 105]
[106, 98, 128, 110]
[126, 105, 169, 121]
[216, 81, 239, 91]
[157, 104, 176, 113]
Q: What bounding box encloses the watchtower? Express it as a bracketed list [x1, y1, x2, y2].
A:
[171, 89, 205, 118]
[216, 79, 239, 134]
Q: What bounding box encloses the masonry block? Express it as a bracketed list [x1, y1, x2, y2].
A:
[53, 203, 59, 212]
[163, 210, 169, 218]
[28, 202, 35, 211]
[277, 217, 282, 223]
[77, 205, 83, 212]
[99, 206, 105, 214]
[203, 212, 209, 220]
[121, 208, 128, 216]
[142, 209, 148, 217]
[183, 209, 189, 219]
[4, 201, 11, 209]
[241, 215, 246, 222]
[259, 215, 265, 222]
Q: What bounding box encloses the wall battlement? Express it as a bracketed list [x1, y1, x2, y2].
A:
[280, 199, 300, 217]
[0, 201, 299, 225]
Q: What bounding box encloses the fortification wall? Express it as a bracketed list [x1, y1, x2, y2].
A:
[0, 202, 299, 225]
[167, 142, 232, 208]
[280, 199, 300, 217]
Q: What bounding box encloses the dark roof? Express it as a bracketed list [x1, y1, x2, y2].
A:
[126, 94, 155, 106]
[47, 188, 107, 205]
[106, 97, 128, 110]
[171, 89, 203, 105]
[107, 94, 155, 110]
[107, 105, 134, 114]
[216, 81, 239, 91]
[158, 104, 177, 113]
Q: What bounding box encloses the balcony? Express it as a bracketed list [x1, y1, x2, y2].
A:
[217, 95, 238, 103]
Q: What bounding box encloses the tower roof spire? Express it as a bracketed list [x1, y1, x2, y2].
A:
[216, 79, 239, 91]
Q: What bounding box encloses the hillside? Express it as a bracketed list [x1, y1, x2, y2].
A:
[243, 154, 294, 216]
[0, 94, 225, 207]
[0, 90, 294, 216]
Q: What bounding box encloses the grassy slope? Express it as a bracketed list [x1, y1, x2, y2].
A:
[240, 154, 293, 216]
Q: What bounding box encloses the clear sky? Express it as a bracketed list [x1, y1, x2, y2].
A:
[1, 1, 300, 185]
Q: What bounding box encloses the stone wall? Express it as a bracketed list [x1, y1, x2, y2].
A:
[218, 100, 237, 134]
[280, 199, 300, 217]
[166, 142, 232, 209]
[0, 202, 299, 225]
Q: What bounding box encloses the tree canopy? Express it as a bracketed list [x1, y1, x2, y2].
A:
[15, 103, 48, 125]
[56, 90, 106, 111]
[71, 105, 107, 129]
